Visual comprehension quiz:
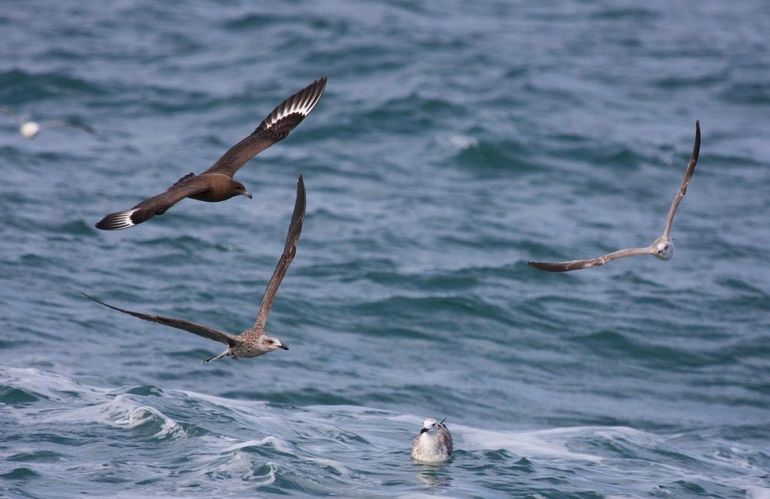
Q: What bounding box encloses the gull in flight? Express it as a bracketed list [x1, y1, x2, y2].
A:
[411, 418, 453, 463]
[82, 175, 306, 362]
[528, 121, 701, 272]
[1, 105, 96, 139]
[95, 77, 326, 230]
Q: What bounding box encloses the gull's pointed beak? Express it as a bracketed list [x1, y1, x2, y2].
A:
[242, 191, 252, 199]
[420, 428, 428, 434]
[279, 343, 288, 350]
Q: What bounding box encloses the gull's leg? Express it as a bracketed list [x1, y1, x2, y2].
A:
[203, 349, 230, 363]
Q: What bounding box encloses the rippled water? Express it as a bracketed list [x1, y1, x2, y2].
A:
[1, 1, 769, 497]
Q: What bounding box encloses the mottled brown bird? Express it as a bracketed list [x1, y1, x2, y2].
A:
[96, 77, 325, 230]
[528, 121, 701, 272]
[83, 175, 306, 362]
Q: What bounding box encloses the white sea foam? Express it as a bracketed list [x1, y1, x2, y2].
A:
[308, 457, 351, 477]
[436, 133, 479, 152]
[391, 413, 606, 462]
[746, 486, 770, 499]
[398, 493, 463, 499]
[457, 425, 603, 462]
[0, 366, 105, 403]
[41, 394, 186, 439]
[222, 436, 294, 455]
[0, 368, 185, 439]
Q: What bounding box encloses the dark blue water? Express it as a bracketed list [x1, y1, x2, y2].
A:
[1, 1, 769, 497]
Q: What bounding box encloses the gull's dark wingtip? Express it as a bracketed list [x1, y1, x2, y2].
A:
[79, 290, 106, 306]
[690, 120, 701, 164]
[527, 261, 571, 273]
[296, 174, 306, 213]
[281, 173, 307, 254]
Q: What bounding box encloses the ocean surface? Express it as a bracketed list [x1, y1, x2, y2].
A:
[1, 1, 769, 497]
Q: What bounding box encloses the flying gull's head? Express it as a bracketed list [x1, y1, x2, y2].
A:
[653, 237, 674, 260]
[261, 334, 288, 352]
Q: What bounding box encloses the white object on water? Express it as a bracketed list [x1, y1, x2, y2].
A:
[1, 105, 96, 139]
[20, 121, 41, 139]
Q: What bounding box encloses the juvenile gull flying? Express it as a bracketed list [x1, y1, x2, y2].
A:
[528, 121, 701, 272]
[411, 418, 453, 463]
[1, 106, 96, 139]
[82, 175, 306, 362]
[95, 77, 326, 230]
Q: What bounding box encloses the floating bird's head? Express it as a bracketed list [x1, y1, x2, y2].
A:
[653, 237, 674, 260]
[20, 121, 40, 139]
[261, 334, 288, 352]
[231, 180, 252, 199]
[420, 418, 440, 435]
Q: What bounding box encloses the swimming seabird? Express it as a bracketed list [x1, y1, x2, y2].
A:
[0, 106, 96, 139]
[95, 77, 326, 230]
[82, 175, 306, 362]
[528, 121, 701, 272]
[411, 418, 453, 463]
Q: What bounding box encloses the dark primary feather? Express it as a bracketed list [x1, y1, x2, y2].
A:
[250, 175, 306, 334]
[205, 77, 327, 177]
[95, 177, 208, 230]
[80, 292, 237, 345]
[662, 120, 701, 238]
[254, 77, 327, 140]
[528, 260, 595, 272]
[528, 247, 653, 272]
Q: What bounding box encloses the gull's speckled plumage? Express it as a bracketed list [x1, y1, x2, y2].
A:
[83, 175, 306, 362]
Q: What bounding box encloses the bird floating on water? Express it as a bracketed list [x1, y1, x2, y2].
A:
[411, 418, 453, 463]
[528, 120, 701, 272]
[82, 175, 306, 362]
[0, 105, 96, 139]
[95, 77, 326, 230]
